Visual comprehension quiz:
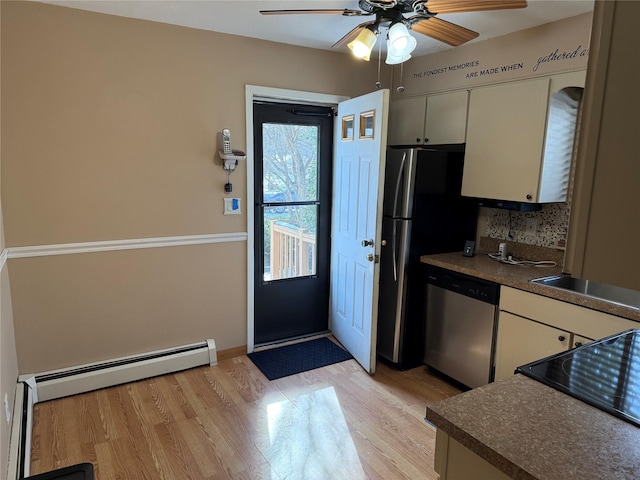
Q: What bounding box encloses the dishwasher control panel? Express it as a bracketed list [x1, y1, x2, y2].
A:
[425, 265, 500, 305]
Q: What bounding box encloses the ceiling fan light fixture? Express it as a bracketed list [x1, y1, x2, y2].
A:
[385, 39, 412, 65]
[348, 27, 377, 61]
[387, 22, 416, 56]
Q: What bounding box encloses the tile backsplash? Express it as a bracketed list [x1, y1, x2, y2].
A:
[482, 202, 570, 249]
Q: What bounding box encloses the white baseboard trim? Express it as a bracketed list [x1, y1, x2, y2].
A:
[7, 381, 35, 480]
[7, 232, 248, 259]
[25, 339, 217, 403]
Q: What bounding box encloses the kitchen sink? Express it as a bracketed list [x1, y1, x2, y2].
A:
[530, 274, 640, 310]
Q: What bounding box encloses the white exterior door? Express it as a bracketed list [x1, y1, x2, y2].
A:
[330, 89, 389, 374]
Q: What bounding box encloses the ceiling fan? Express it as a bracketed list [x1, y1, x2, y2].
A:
[261, 0, 528, 63]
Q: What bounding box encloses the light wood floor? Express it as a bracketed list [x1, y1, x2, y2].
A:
[30, 353, 462, 479]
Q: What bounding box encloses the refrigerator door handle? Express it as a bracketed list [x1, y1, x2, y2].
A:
[391, 152, 406, 218]
[392, 219, 398, 281]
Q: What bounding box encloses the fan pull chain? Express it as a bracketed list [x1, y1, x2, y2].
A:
[397, 62, 405, 93]
[375, 39, 382, 89]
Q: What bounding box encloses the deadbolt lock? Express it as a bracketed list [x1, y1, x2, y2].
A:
[367, 254, 380, 263]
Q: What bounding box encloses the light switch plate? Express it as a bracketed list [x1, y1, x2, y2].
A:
[223, 197, 241, 215]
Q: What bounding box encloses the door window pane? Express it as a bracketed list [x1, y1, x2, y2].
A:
[262, 124, 318, 202]
[264, 205, 317, 281]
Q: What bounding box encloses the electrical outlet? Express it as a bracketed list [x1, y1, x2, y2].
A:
[525, 218, 538, 236]
[4, 393, 10, 425]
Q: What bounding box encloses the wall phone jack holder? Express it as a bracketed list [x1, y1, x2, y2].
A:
[222, 158, 238, 193]
[217, 127, 245, 194]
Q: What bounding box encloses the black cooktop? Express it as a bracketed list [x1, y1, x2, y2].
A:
[516, 329, 640, 427]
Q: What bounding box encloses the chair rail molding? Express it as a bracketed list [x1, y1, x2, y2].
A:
[6, 232, 248, 259]
[0, 248, 8, 270]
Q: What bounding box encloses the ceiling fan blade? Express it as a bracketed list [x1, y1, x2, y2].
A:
[423, 0, 527, 14]
[411, 17, 479, 46]
[260, 9, 365, 16]
[332, 21, 376, 49]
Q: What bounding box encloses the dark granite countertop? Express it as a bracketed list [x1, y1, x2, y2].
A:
[420, 252, 640, 323]
[425, 374, 640, 480]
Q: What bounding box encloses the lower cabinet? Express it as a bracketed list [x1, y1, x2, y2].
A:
[494, 286, 637, 382]
[494, 312, 570, 381]
[434, 430, 511, 480]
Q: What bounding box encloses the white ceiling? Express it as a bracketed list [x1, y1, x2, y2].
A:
[39, 0, 595, 57]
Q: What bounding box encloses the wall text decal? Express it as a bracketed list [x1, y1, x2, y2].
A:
[413, 60, 480, 78]
[464, 62, 524, 79]
[533, 45, 589, 72]
[393, 13, 593, 97]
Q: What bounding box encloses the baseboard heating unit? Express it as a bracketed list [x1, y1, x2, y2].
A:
[7, 339, 216, 479]
[24, 339, 217, 403]
[7, 381, 35, 480]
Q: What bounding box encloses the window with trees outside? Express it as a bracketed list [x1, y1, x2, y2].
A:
[262, 123, 320, 282]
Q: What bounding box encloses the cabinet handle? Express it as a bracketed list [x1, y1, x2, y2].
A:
[424, 138, 429, 143]
[526, 194, 533, 200]
[575, 342, 583, 348]
[558, 335, 566, 342]
[416, 137, 421, 143]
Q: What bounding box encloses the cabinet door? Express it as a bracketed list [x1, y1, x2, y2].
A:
[436, 432, 512, 480]
[462, 78, 550, 202]
[388, 96, 427, 145]
[572, 334, 594, 349]
[494, 311, 570, 381]
[424, 90, 468, 145]
[500, 286, 636, 341]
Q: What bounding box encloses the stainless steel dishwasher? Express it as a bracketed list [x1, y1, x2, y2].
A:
[423, 265, 499, 388]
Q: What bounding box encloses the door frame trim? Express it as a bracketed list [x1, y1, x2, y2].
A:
[245, 86, 348, 353]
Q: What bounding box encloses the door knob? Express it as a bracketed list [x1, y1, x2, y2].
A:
[367, 254, 374, 262]
[362, 239, 374, 247]
[381, 240, 387, 246]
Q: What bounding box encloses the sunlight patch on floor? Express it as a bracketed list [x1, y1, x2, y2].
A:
[266, 386, 366, 479]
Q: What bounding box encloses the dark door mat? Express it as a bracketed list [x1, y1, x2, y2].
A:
[248, 337, 353, 380]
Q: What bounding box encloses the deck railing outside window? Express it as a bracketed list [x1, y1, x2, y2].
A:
[269, 220, 316, 280]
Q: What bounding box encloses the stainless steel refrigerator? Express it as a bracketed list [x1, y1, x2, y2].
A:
[377, 146, 478, 369]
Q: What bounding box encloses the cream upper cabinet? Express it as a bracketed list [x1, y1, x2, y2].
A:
[462, 71, 585, 203]
[388, 90, 468, 146]
[388, 96, 426, 145]
[424, 91, 468, 145]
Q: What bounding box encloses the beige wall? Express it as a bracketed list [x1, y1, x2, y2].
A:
[1, 2, 21, 476]
[1, 1, 379, 373]
[9, 244, 247, 373]
[2, 2, 378, 247]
